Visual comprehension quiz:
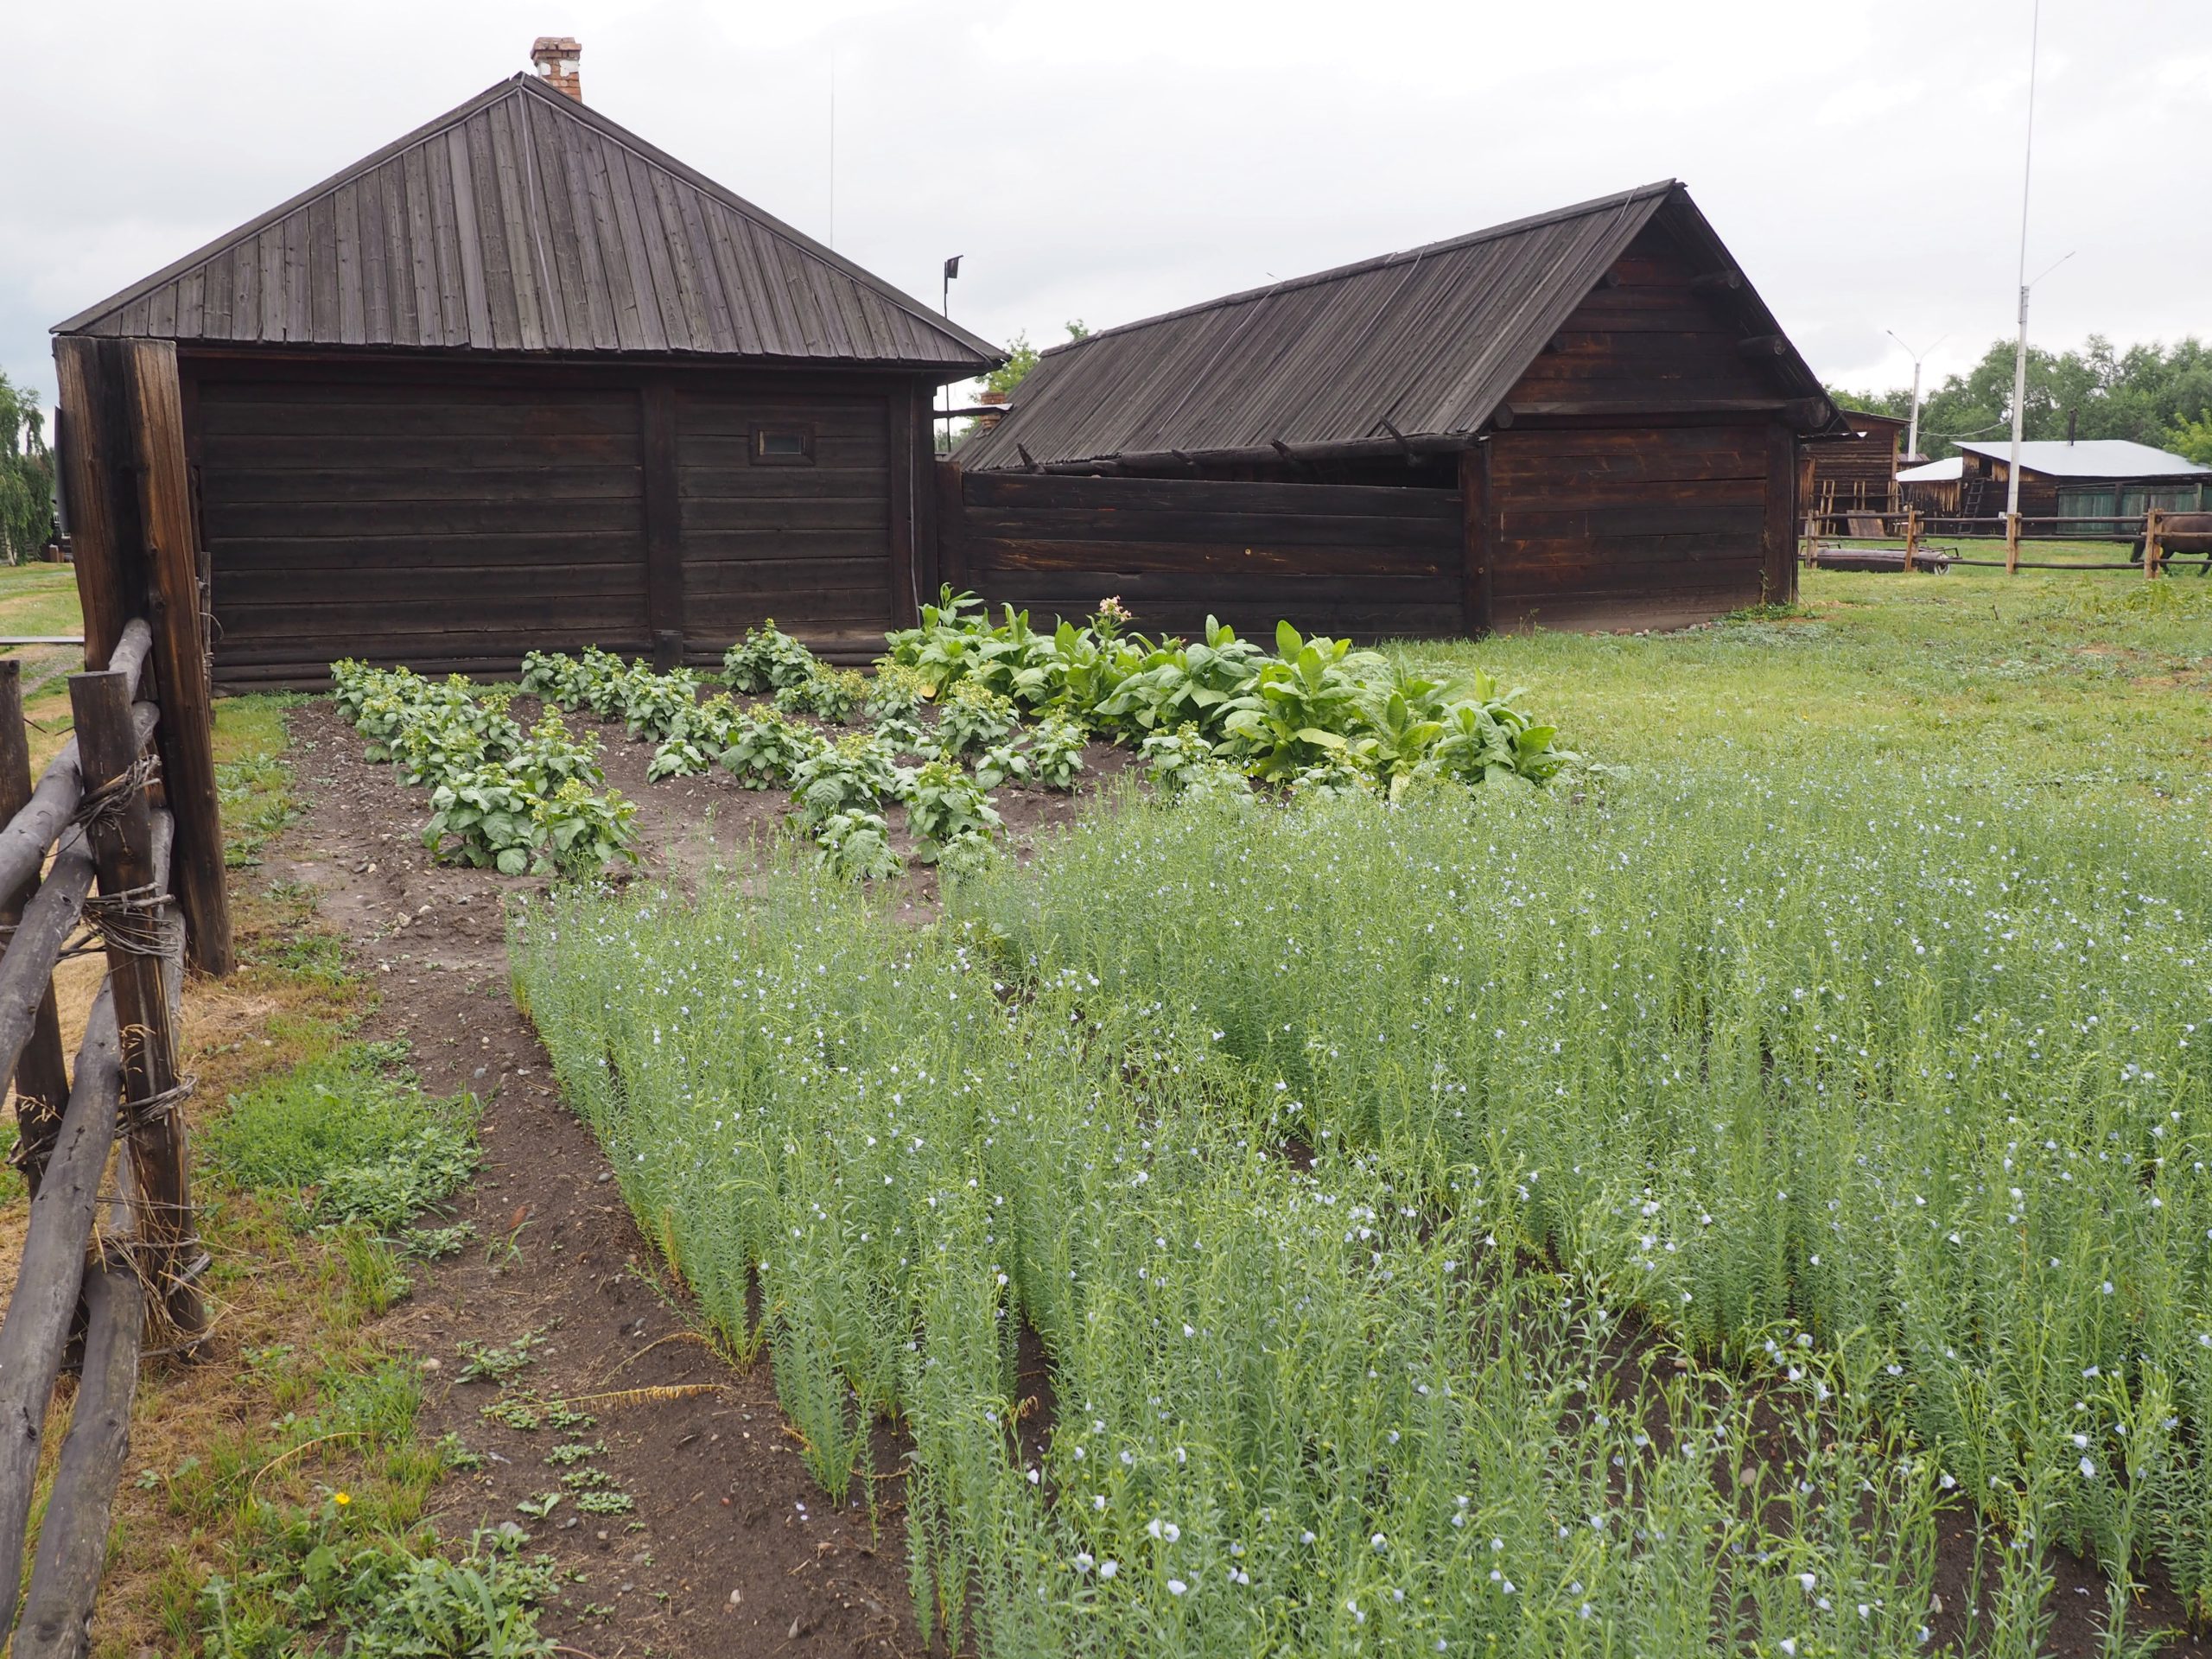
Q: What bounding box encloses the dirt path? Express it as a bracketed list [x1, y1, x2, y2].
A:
[264, 698, 1126, 1656]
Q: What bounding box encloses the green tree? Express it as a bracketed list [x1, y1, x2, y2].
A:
[1831, 335, 2212, 462]
[0, 372, 54, 566]
[983, 319, 1091, 399]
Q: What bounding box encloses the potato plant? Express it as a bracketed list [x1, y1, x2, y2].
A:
[897, 760, 1002, 862]
[331, 660, 637, 879]
[722, 620, 819, 693]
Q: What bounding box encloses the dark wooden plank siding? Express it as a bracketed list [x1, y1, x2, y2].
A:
[194, 373, 649, 683]
[1485, 423, 1777, 631]
[674, 390, 894, 648]
[944, 469, 1465, 640]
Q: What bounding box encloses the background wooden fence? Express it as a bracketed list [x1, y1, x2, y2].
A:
[1804, 507, 2209, 575]
[0, 335, 232, 1656]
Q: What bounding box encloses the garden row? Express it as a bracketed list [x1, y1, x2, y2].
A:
[335, 593, 1580, 881]
[515, 751, 2212, 1656]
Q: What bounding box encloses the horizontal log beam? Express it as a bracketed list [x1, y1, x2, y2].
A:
[0, 987, 120, 1635]
[11, 1254, 143, 1659]
[1689, 270, 1744, 294]
[1736, 335, 1789, 358]
[0, 626, 155, 908]
[0, 836, 97, 1095]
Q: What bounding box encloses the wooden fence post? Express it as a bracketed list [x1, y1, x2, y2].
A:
[0, 664, 72, 1192]
[1903, 507, 1919, 574]
[2005, 512, 2021, 575]
[2144, 508, 2164, 580]
[67, 668, 205, 1348]
[120, 340, 232, 976]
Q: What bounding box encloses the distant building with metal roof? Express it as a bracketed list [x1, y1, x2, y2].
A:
[1952, 440, 2212, 481]
[1943, 439, 2211, 527]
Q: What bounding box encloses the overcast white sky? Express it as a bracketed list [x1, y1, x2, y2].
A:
[7, 1, 2209, 423]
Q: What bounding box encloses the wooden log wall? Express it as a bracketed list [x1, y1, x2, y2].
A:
[939, 467, 1467, 640]
[177, 355, 936, 682]
[1484, 421, 1794, 631]
[1804, 427, 1900, 515]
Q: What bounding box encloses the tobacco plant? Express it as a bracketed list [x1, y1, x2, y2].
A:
[1027, 716, 1088, 791]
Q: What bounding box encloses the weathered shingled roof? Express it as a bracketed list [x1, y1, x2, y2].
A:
[56, 73, 997, 372]
[957, 181, 1828, 469]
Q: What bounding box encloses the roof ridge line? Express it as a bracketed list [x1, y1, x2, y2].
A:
[53, 77, 527, 336]
[506, 76, 995, 359]
[1039, 180, 1680, 359]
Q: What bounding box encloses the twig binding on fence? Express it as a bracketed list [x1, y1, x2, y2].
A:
[67, 668, 203, 1351]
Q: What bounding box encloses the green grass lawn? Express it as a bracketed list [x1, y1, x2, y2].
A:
[1402, 568, 2211, 799]
[0, 563, 84, 766]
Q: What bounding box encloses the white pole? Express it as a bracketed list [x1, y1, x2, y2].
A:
[1906, 358, 1923, 463]
[2005, 0, 2041, 518]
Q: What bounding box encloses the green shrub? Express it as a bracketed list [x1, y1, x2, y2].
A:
[864, 662, 930, 724]
[1027, 717, 1088, 791]
[646, 738, 715, 781]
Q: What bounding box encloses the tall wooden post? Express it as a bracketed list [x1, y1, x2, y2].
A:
[2005, 512, 2021, 575]
[2144, 508, 2164, 580]
[120, 341, 232, 975]
[0, 664, 72, 1193]
[1902, 506, 1919, 574]
[67, 668, 204, 1347]
[50, 340, 143, 670]
[1459, 446, 1494, 636]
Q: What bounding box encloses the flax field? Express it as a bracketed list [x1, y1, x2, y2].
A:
[514, 572, 2212, 1656]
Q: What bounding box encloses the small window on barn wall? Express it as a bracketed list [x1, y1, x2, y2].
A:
[752, 426, 816, 465]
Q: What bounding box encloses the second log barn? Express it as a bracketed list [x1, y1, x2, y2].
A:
[948, 180, 1840, 637]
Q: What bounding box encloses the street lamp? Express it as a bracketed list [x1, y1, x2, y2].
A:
[1884, 330, 1946, 463]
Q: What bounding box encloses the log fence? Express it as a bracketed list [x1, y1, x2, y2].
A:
[1802, 507, 2202, 576]
[0, 331, 233, 1655]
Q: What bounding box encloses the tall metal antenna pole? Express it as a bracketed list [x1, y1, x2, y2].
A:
[2004, 0, 2041, 518]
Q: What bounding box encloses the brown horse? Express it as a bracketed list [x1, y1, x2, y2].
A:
[2133, 512, 2212, 572]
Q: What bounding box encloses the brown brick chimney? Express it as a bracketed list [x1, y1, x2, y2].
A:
[531, 36, 583, 102]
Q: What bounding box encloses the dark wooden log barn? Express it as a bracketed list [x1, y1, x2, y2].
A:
[1802, 408, 1904, 528]
[948, 181, 1840, 637]
[54, 67, 995, 686]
